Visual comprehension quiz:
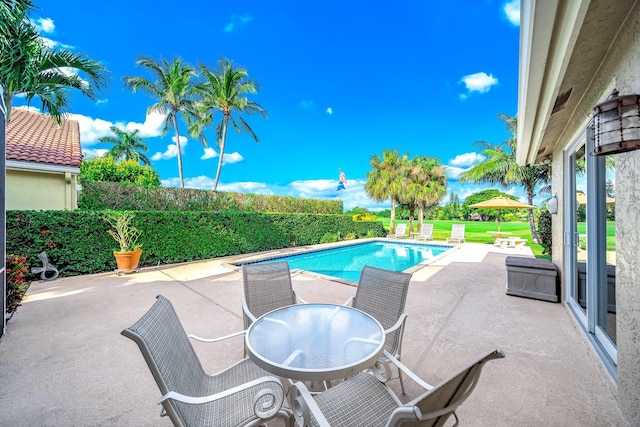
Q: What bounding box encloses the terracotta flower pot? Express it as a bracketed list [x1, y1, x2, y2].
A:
[113, 249, 142, 275]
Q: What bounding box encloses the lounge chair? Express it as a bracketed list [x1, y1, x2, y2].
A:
[290, 349, 505, 427]
[414, 224, 434, 241]
[388, 223, 408, 239]
[345, 265, 412, 393]
[446, 224, 466, 244]
[121, 295, 291, 427]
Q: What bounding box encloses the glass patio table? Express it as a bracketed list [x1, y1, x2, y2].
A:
[245, 303, 385, 382]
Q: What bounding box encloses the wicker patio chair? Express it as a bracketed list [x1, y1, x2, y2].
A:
[122, 295, 292, 427]
[242, 261, 306, 328]
[289, 349, 505, 427]
[344, 265, 412, 393]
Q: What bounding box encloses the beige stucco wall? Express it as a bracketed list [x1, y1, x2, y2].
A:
[6, 169, 78, 210]
[549, 3, 640, 424]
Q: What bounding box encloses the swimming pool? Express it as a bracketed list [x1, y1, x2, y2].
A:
[243, 241, 453, 282]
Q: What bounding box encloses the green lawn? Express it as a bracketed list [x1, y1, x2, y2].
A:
[378, 219, 546, 256]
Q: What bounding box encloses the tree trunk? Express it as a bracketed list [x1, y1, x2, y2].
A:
[213, 115, 229, 191]
[527, 189, 540, 244]
[390, 199, 396, 234]
[417, 204, 425, 233]
[172, 114, 185, 189]
[3, 92, 13, 122]
[408, 204, 416, 233]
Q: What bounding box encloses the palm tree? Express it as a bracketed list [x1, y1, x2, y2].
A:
[365, 149, 407, 234]
[191, 58, 267, 190]
[460, 114, 550, 243]
[123, 56, 198, 189]
[0, 1, 108, 123]
[99, 126, 151, 165]
[413, 156, 447, 232]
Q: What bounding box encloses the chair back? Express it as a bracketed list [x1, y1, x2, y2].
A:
[450, 224, 465, 239]
[394, 349, 505, 427]
[121, 295, 206, 427]
[353, 265, 412, 355]
[394, 223, 407, 237]
[242, 261, 296, 327]
[419, 224, 434, 238]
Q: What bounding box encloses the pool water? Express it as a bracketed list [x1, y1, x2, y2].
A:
[247, 241, 452, 282]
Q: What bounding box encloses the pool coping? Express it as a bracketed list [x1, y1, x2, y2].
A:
[222, 238, 462, 285]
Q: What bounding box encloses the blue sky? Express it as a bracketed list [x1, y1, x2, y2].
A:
[16, 0, 526, 211]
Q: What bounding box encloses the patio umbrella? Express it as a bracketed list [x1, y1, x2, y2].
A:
[469, 196, 536, 232]
[576, 193, 615, 205]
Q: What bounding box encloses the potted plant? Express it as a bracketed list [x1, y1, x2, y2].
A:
[104, 210, 143, 274]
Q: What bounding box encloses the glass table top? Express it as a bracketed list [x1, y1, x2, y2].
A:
[246, 303, 385, 381]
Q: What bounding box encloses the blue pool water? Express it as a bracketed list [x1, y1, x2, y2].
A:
[246, 241, 452, 282]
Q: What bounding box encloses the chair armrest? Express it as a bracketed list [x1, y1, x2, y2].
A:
[159, 375, 286, 420]
[341, 296, 354, 306]
[384, 313, 407, 335]
[242, 299, 258, 324]
[374, 350, 434, 391]
[188, 329, 245, 343]
[289, 381, 331, 427]
[293, 290, 308, 304]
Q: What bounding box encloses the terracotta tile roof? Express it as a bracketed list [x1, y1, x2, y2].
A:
[6, 108, 82, 168]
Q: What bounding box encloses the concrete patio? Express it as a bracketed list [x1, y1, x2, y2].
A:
[0, 242, 627, 426]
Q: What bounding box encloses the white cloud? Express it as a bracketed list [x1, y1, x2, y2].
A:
[151, 139, 188, 161]
[449, 152, 486, 167]
[201, 147, 218, 160]
[39, 36, 74, 50]
[31, 17, 55, 33]
[503, 0, 520, 26]
[121, 111, 165, 138]
[82, 148, 109, 159]
[459, 72, 498, 96]
[67, 113, 114, 146]
[224, 14, 253, 32]
[326, 107, 333, 115]
[219, 181, 274, 195]
[222, 152, 244, 164]
[444, 166, 466, 180]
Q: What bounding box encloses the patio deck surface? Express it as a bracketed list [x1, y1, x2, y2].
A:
[0, 242, 627, 426]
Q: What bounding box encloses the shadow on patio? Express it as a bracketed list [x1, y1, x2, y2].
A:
[0, 243, 626, 426]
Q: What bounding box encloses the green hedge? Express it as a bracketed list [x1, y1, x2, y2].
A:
[78, 182, 343, 214]
[7, 210, 386, 277]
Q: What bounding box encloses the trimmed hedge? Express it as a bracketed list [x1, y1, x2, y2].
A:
[78, 182, 343, 214]
[7, 210, 386, 277]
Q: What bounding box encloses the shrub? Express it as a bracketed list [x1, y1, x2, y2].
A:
[352, 213, 377, 221]
[6, 255, 29, 314]
[320, 233, 339, 243]
[537, 210, 552, 255]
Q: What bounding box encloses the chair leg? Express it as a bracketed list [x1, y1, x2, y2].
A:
[398, 365, 406, 395]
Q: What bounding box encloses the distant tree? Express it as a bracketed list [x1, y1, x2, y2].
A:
[463, 189, 515, 221]
[444, 191, 462, 220]
[0, 0, 108, 123]
[123, 56, 198, 189]
[99, 126, 150, 165]
[190, 58, 267, 190]
[365, 149, 407, 233]
[460, 114, 550, 243]
[344, 207, 370, 216]
[79, 156, 160, 188]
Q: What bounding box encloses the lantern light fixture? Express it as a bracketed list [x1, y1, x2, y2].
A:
[592, 89, 640, 156]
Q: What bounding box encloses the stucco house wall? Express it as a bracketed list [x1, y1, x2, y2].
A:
[519, 1, 640, 424]
[6, 168, 77, 211]
[5, 108, 82, 211]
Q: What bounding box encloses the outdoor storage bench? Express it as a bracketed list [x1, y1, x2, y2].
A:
[505, 256, 558, 302]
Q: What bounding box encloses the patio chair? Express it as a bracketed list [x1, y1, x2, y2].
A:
[388, 223, 408, 239]
[414, 224, 434, 242]
[289, 349, 505, 427]
[446, 224, 466, 244]
[345, 265, 412, 393]
[121, 295, 292, 427]
[242, 261, 306, 356]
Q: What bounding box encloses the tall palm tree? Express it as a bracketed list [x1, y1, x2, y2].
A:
[460, 114, 550, 243]
[365, 149, 407, 233]
[99, 126, 151, 165]
[0, 1, 108, 123]
[413, 156, 447, 232]
[191, 58, 267, 190]
[123, 56, 198, 189]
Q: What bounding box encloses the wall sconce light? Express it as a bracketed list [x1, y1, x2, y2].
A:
[592, 89, 640, 155]
[547, 195, 558, 215]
